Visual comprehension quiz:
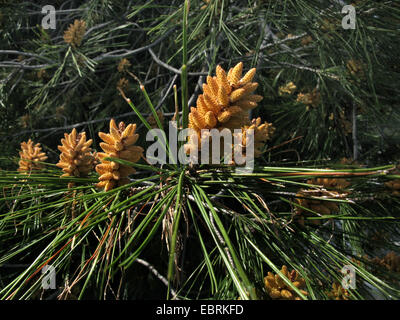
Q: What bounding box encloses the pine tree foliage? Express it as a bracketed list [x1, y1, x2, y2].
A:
[0, 0, 400, 300]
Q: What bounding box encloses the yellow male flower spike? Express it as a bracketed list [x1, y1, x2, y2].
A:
[18, 139, 48, 173]
[96, 119, 144, 192]
[56, 128, 94, 187]
[264, 265, 308, 300]
[63, 19, 86, 48]
[188, 62, 262, 134]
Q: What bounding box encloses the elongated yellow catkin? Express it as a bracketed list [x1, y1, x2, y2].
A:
[203, 92, 220, 115]
[96, 119, 143, 192]
[204, 111, 217, 127]
[217, 85, 229, 107]
[216, 65, 231, 95]
[228, 61, 243, 86]
[206, 76, 219, 95]
[196, 95, 209, 116]
[18, 139, 48, 173]
[239, 68, 256, 85]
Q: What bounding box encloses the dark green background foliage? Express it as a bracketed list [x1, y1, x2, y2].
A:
[1, 0, 400, 300]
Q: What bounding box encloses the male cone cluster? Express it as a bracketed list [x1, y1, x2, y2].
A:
[186, 62, 274, 159]
[264, 265, 308, 300]
[296, 88, 320, 108]
[18, 139, 48, 173]
[189, 62, 261, 132]
[95, 119, 143, 191]
[278, 81, 297, 96]
[56, 128, 94, 188]
[63, 19, 86, 48]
